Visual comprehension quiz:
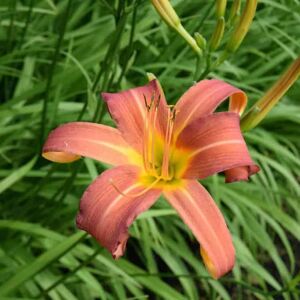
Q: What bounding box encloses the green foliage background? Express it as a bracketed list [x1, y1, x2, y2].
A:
[0, 0, 299, 299]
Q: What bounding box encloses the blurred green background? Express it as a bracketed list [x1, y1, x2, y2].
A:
[0, 0, 299, 299]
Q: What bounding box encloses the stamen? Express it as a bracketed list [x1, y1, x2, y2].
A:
[109, 177, 161, 198]
[143, 108, 151, 172]
[147, 102, 155, 175]
[150, 105, 158, 175]
[161, 106, 178, 180]
[161, 111, 171, 179]
[143, 93, 161, 177]
[156, 94, 161, 108]
[151, 94, 161, 169]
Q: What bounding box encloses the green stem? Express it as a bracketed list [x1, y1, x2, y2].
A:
[198, 53, 211, 80]
[198, 50, 229, 80]
[193, 55, 203, 81]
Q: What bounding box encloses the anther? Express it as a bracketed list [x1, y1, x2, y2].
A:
[171, 108, 177, 121]
[155, 94, 161, 108]
[143, 94, 151, 111]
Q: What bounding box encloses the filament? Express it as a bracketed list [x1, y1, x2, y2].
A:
[143, 93, 161, 177]
[142, 94, 177, 181]
[150, 106, 158, 175]
[109, 177, 161, 198]
[161, 107, 175, 179]
[143, 108, 151, 172]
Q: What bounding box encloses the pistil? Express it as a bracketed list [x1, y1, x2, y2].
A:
[150, 96, 160, 175]
[142, 106, 151, 172]
[161, 106, 176, 180]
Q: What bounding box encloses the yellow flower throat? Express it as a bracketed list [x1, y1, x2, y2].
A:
[140, 94, 187, 187]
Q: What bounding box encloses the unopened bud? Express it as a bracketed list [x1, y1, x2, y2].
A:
[226, 0, 257, 53]
[151, 0, 202, 55]
[228, 0, 241, 25]
[216, 0, 227, 18]
[209, 17, 225, 51]
[241, 57, 300, 131]
[194, 32, 207, 50]
[151, 0, 180, 28]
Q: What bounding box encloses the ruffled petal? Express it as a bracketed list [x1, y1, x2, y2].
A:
[176, 112, 258, 180]
[164, 180, 235, 279]
[174, 79, 247, 136]
[102, 80, 168, 153]
[42, 122, 134, 166]
[76, 165, 161, 258]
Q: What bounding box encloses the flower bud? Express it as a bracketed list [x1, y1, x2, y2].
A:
[151, 0, 180, 28]
[228, 0, 241, 25]
[194, 32, 207, 50]
[209, 17, 225, 51]
[226, 0, 257, 53]
[241, 57, 300, 131]
[216, 0, 227, 18]
[151, 0, 202, 55]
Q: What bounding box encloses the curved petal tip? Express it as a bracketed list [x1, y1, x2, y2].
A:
[42, 151, 81, 163]
[225, 165, 260, 183]
[200, 247, 218, 279]
[42, 122, 130, 166]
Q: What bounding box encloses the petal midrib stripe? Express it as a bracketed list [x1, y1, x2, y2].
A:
[131, 90, 146, 119]
[188, 140, 244, 158]
[180, 187, 229, 272]
[53, 137, 129, 155]
[99, 183, 141, 225]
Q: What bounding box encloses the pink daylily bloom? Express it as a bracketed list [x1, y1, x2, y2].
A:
[42, 79, 259, 279]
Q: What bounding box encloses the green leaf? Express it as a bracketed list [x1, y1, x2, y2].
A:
[0, 231, 86, 296]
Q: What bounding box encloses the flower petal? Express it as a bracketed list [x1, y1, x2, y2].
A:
[176, 112, 258, 180]
[42, 122, 133, 166]
[102, 80, 168, 153]
[225, 165, 260, 183]
[164, 180, 235, 278]
[76, 165, 161, 258]
[174, 79, 247, 136]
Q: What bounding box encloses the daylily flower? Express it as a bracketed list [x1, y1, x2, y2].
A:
[42, 79, 259, 278]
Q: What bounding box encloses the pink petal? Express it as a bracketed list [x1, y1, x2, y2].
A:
[43, 122, 131, 166]
[164, 180, 235, 278]
[76, 165, 161, 258]
[176, 112, 258, 180]
[225, 165, 260, 183]
[174, 79, 247, 136]
[102, 80, 168, 153]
